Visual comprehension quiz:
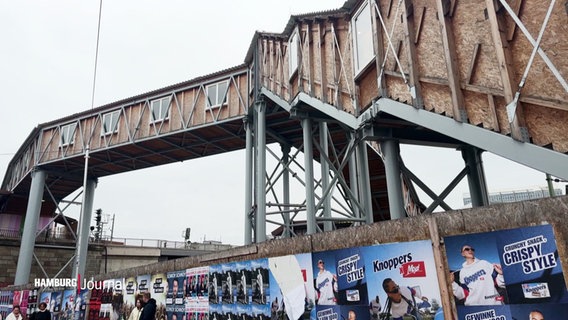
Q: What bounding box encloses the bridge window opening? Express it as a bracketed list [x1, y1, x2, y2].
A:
[151, 96, 171, 123]
[352, 0, 374, 76]
[101, 110, 120, 136]
[59, 123, 76, 147]
[206, 80, 229, 108]
[288, 28, 299, 79]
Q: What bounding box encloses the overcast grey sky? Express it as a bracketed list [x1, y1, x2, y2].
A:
[0, 0, 560, 246]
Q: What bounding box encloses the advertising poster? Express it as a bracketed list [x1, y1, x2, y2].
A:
[187, 266, 209, 305]
[269, 253, 315, 320]
[235, 260, 251, 305]
[221, 262, 237, 304]
[509, 303, 568, 320]
[51, 291, 63, 320]
[88, 282, 103, 320]
[445, 224, 568, 320]
[13, 290, 29, 316]
[123, 276, 138, 320]
[74, 289, 89, 320]
[186, 304, 208, 320]
[60, 289, 74, 320]
[333, 247, 368, 305]
[167, 270, 186, 305]
[210, 303, 222, 320]
[151, 273, 168, 320]
[110, 278, 125, 320]
[221, 303, 236, 320]
[39, 291, 52, 310]
[27, 289, 38, 315]
[311, 251, 339, 307]
[251, 304, 270, 320]
[251, 259, 269, 306]
[136, 275, 151, 296]
[167, 270, 186, 320]
[236, 303, 252, 320]
[209, 265, 223, 305]
[362, 240, 442, 320]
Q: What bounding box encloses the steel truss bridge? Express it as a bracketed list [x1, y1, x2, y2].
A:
[1, 0, 567, 285]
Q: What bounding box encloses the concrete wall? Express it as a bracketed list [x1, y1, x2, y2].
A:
[0, 241, 104, 287]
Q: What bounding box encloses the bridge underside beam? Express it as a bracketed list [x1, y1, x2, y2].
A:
[369, 98, 568, 180]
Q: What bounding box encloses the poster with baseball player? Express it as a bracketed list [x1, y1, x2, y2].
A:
[445, 224, 568, 319]
[251, 259, 269, 306]
[312, 251, 339, 307]
[362, 240, 442, 320]
[268, 253, 316, 320]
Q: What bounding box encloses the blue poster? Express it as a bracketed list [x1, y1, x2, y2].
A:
[362, 240, 442, 320]
[496, 225, 567, 304]
[250, 259, 269, 306]
[445, 224, 568, 319]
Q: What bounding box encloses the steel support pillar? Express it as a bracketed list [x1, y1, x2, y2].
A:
[302, 118, 317, 235]
[244, 118, 254, 245]
[281, 144, 291, 238]
[462, 146, 489, 207]
[255, 102, 267, 242]
[357, 140, 374, 224]
[72, 178, 97, 279]
[14, 169, 46, 285]
[349, 134, 360, 220]
[319, 122, 332, 231]
[381, 139, 406, 219]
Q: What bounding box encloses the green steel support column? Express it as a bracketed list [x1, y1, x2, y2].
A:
[349, 133, 360, 220]
[357, 140, 374, 224]
[73, 178, 97, 279]
[281, 144, 291, 238]
[14, 169, 46, 285]
[319, 122, 332, 231]
[244, 118, 253, 245]
[381, 139, 405, 219]
[255, 101, 267, 242]
[302, 118, 317, 235]
[462, 146, 489, 207]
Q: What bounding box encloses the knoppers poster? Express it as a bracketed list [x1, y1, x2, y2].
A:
[496, 225, 567, 304]
[362, 240, 442, 319]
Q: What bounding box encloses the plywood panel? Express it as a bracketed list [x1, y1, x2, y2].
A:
[525, 104, 568, 153]
[421, 83, 452, 116]
[510, 0, 568, 102]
